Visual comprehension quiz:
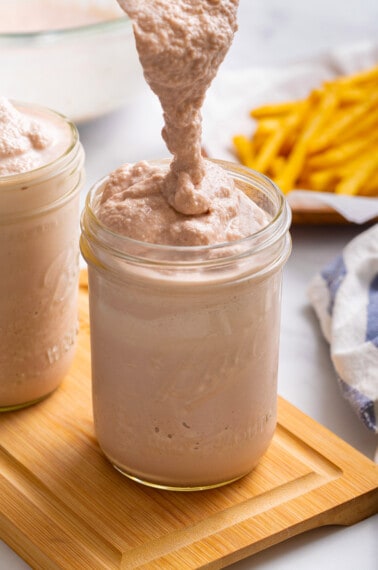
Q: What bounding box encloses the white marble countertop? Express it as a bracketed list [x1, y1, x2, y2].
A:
[1, 0, 377, 568]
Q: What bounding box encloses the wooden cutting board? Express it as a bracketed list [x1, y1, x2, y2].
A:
[1, 273, 377, 570]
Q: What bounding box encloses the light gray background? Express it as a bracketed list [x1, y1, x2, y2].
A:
[1, 0, 377, 568]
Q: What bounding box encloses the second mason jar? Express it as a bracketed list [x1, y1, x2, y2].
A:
[0, 101, 85, 411]
[81, 159, 291, 491]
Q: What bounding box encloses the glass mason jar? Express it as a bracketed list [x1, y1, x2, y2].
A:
[80, 159, 291, 491]
[0, 103, 85, 411]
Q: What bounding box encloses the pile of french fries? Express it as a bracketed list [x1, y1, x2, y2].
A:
[232, 65, 378, 196]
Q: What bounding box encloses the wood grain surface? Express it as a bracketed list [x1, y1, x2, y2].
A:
[0, 274, 377, 569]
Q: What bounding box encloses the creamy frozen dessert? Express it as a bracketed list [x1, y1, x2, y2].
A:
[84, 160, 290, 489]
[0, 0, 123, 33]
[0, 97, 71, 176]
[0, 98, 84, 410]
[81, 0, 291, 489]
[98, 160, 268, 245]
[116, 0, 239, 216]
[98, 0, 268, 246]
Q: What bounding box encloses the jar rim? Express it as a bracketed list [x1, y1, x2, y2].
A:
[82, 158, 291, 267]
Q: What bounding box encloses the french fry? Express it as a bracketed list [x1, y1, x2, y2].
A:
[251, 114, 298, 173]
[250, 100, 301, 119]
[268, 156, 286, 178]
[279, 100, 313, 155]
[309, 92, 378, 153]
[331, 65, 378, 87]
[306, 133, 377, 170]
[360, 170, 378, 196]
[335, 153, 378, 196]
[232, 65, 378, 198]
[298, 169, 339, 192]
[232, 135, 254, 168]
[333, 108, 378, 146]
[336, 83, 376, 106]
[254, 118, 281, 136]
[275, 89, 339, 192]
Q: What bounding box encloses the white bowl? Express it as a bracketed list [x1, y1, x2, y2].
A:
[0, 0, 144, 122]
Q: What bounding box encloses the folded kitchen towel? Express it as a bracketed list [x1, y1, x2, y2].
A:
[308, 224, 378, 433]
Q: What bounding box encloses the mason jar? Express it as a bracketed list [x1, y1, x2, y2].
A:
[80, 159, 291, 490]
[0, 102, 85, 411]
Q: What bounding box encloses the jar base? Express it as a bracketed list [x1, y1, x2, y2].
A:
[112, 463, 248, 492]
[0, 389, 56, 412]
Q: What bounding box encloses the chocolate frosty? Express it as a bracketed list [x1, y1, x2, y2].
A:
[0, 99, 84, 410]
[98, 0, 269, 244]
[81, 0, 291, 489]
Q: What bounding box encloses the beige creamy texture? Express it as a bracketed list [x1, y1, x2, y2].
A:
[0, 100, 83, 409]
[90, 266, 281, 487]
[0, 98, 71, 176]
[97, 0, 269, 245]
[119, 0, 238, 216]
[99, 160, 268, 245]
[83, 0, 284, 489]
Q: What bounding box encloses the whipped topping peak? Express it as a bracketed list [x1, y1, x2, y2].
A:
[0, 97, 71, 177]
[0, 97, 51, 176]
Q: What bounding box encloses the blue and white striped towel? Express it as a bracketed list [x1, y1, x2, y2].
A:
[308, 224, 378, 434]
